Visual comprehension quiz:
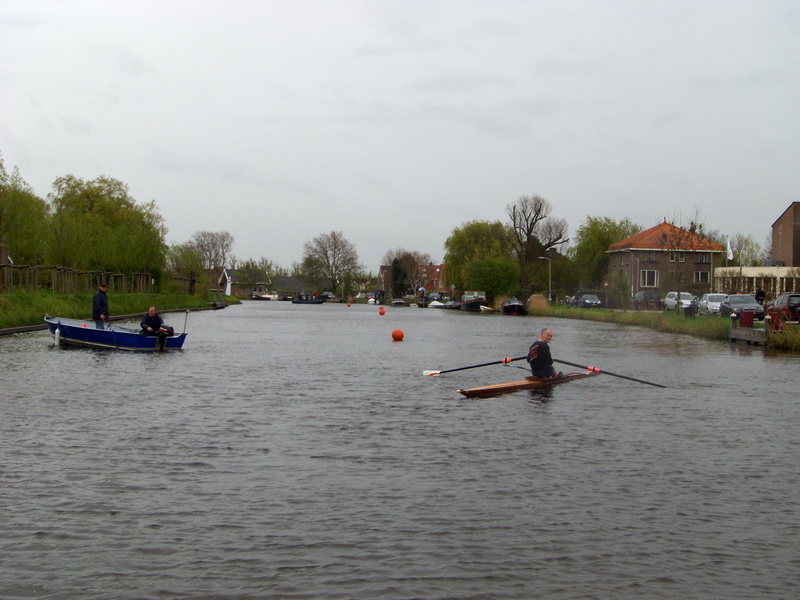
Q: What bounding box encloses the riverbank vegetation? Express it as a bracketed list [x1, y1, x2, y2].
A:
[528, 306, 800, 351]
[0, 290, 224, 329]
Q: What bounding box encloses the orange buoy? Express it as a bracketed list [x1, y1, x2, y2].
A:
[392, 329, 404, 341]
[379, 307, 386, 315]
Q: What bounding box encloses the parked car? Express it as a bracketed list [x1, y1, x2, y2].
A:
[633, 291, 661, 310]
[719, 294, 765, 320]
[697, 293, 726, 316]
[765, 293, 800, 322]
[570, 293, 602, 308]
[663, 292, 694, 311]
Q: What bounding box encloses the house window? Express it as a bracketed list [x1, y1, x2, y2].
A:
[646, 251, 655, 262]
[699, 253, 710, 264]
[694, 271, 710, 283]
[669, 251, 686, 263]
[640, 270, 658, 288]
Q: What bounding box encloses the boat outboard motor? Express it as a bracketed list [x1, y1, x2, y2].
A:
[155, 326, 174, 352]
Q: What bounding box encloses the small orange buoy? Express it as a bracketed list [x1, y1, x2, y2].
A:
[379, 307, 386, 315]
[392, 329, 404, 341]
[347, 303, 351, 307]
[82, 322, 87, 328]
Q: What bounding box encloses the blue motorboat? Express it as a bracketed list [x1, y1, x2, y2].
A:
[45, 315, 187, 351]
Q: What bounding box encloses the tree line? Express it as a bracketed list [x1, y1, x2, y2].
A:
[1, 154, 765, 300]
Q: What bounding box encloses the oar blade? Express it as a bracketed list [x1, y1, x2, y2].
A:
[422, 370, 441, 377]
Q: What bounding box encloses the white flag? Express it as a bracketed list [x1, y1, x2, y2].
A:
[726, 239, 734, 260]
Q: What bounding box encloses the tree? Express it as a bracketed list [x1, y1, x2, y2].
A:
[463, 256, 520, 302]
[164, 243, 206, 294]
[188, 230, 235, 282]
[729, 233, 764, 267]
[0, 158, 48, 264]
[390, 258, 405, 298]
[660, 212, 716, 305]
[235, 257, 273, 291]
[507, 195, 569, 261]
[506, 195, 568, 289]
[570, 217, 641, 287]
[443, 220, 513, 290]
[46, 174, 167, 275]
[301, 230, 361, 291]
[382, 247, 432, 295]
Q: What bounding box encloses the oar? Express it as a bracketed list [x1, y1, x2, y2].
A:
[554, 359, 666, 388]
[423, 355, 527, 377]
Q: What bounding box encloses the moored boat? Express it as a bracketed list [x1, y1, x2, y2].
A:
[500, 298, 528, 316]
[457, 370, 597, 398]
[45, 315, 187, 352]
[291, 293, 326, 304]
[460, 291, 488, 312]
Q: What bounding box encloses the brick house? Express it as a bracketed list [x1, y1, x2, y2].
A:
[606, 221, 725, 296]
[378, 263, 448, 296]
[771, 201, 800, 267]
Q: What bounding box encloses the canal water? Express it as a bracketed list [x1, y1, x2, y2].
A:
[1, 302, 797, 599]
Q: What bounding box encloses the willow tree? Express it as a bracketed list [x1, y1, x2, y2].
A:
[570, 216, 641, 288]
[46, 175, 167, 275]
[463, 256, 520, 302]
[443, 220, 513, 291]
[0, 159, 48, 264]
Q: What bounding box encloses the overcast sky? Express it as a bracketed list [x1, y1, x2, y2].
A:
[2, 1, 798, 271]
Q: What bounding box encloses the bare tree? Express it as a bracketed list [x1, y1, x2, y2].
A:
[188, 230, 235, 281]
[301, 230, 361, 290]
[506, 195, 569, 265]
[661, 211, 721, 307]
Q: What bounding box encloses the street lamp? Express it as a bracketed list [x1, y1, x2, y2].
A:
[538, 256, 552, 304]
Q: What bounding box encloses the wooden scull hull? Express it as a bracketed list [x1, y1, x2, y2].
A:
[457, 371, 597, 398]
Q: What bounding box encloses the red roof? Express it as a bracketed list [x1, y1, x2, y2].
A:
[608, 221, 725, 252]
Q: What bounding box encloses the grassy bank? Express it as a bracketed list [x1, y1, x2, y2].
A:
[528, 305, 800, 351]
[0, 290, 227, 329]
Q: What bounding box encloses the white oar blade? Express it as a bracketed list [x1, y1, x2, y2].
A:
[422, 370, 441, 377]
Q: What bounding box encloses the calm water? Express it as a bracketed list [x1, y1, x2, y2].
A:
[1, 302, 798, 599]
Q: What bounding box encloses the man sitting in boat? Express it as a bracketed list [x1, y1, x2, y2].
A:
[527, 328, 558, 378]
[140, 306, 165, 335]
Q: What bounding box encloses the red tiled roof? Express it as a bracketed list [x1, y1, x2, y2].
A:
[608, 221, 725, 252]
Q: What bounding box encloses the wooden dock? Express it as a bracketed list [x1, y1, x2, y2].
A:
[729, 326, 768, 345]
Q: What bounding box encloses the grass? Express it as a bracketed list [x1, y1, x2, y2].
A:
[0, 290, 229, 329]
[528, 305, 800, 351]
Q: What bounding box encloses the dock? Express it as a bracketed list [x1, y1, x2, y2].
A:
[729, 326, 768, 345]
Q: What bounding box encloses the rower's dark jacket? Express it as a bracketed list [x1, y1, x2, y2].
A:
[92, 289, 108, 320]
[140, 312, 164, 332]
[527, 340, 553, 371]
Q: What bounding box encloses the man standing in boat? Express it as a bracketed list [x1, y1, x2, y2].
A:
[140, 306, 164, 335]
[527, 328, 558, 378]
[92, 282, 109, 329]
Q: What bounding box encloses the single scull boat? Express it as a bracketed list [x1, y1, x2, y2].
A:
[457, 370, 597, 398]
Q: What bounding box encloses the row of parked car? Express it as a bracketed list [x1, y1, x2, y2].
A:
[658, 291, 800, 322]
[569, 290, 800, 322]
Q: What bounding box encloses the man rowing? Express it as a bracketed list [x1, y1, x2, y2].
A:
[527, 327, 559, 378]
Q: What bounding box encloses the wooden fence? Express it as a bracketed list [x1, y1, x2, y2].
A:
[0, 265, 153, 294]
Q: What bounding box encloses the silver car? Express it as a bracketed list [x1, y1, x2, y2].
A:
[663, 291, 694, 311]
[697, 293, 726, 315]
